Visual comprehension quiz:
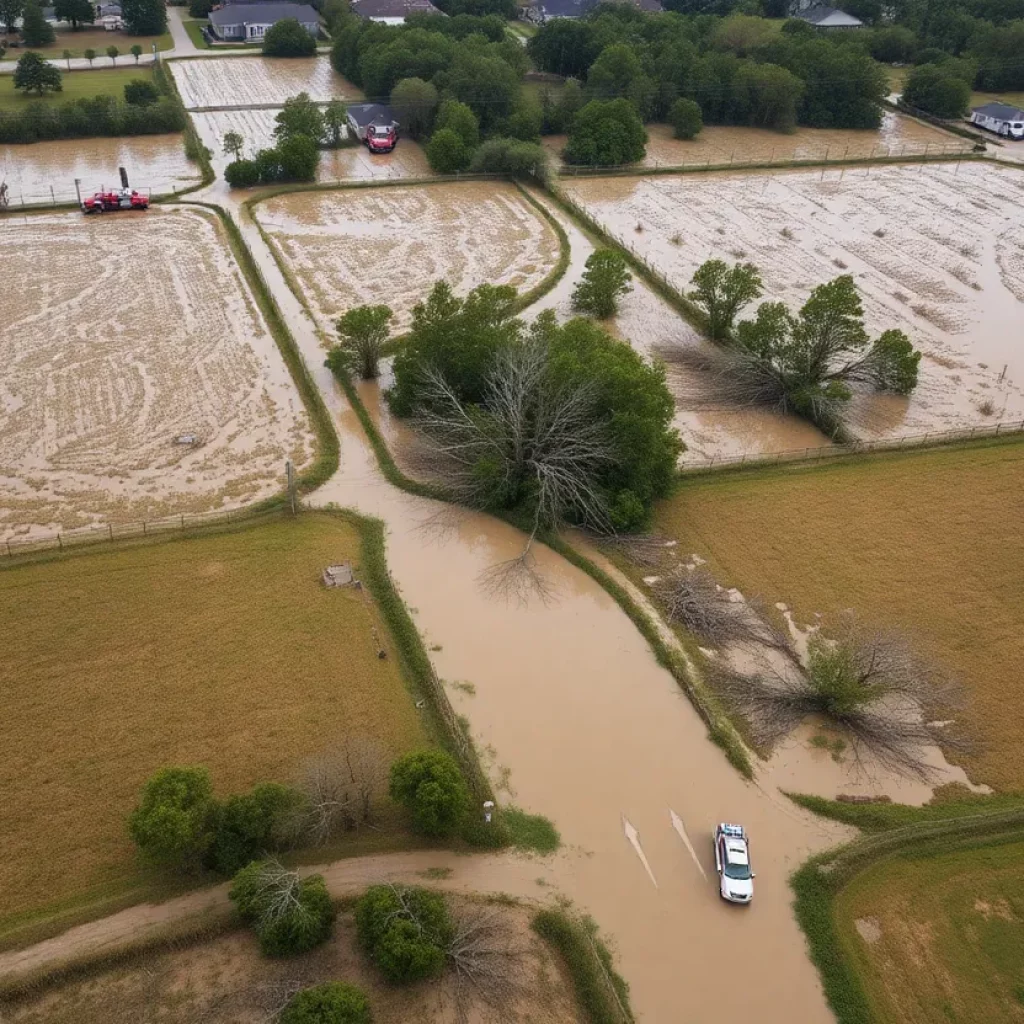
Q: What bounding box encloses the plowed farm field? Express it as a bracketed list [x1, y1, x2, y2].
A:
[0, 207, 314, 539]
[169, 56, 359, 109]
[562, 162, 1024, 440]
[255, 182, 561, 333]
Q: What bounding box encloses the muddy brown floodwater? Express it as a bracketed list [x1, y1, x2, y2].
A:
[0, 135, 199, 206]
[562, 162, 1024, 441]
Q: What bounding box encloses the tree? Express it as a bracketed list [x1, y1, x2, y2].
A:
[334, 305, 394, 380]
[563, 98, 647, 167]
[688, 259, 763, 341]
[222, 128, 244, 159]
[121, 0, 166, 34]
[83, 47, 96, 66]
[444, 52, 519, 132]
[130, 43, 142, 63]
[868, 24, 918, 64]
[62, 48, 72, 69]
[276, 133, 320, 180]
[526, 18, 599, 78]
[388, 750, 469, 837]
[468, 137, 548, 182]
[128, 767, 216, 871]
[124, 78, 159, 105]
[225, 157, 261, 187]
[322, 98, 346, 148]
[902, 62, 971, 117]
[106, 44, 119, 64]
[426, 127, 470, 174]
[274, 91, 324, 144]
[971, 21, 1024, 91]
[54, 0, 94, 28]
[731, 62, 804, 131]
[433, 98, 478, 150]
[0, 0, 23, 35]
[355, 885, 451, 984]
[230, 861, 335, 956]
[189, 0, 214, 17]
[21, 0, 55, 46]
[586, 43, 649, 104]
[13, 51, 62, 95]
[280, 983, 373, 1024]
[541, 77, 583, 134]
[668, 97, 703, 140]
[263, 17, 317, 57]
[390, 76, 438, 140]
[572, 248, 632, 319]
[505, 94, 543, 141]
[208, 783, 301, 877]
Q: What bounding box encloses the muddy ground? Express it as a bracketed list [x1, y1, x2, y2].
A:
[562, 161, 1024, 441]
[0, 135, 199, 206]
[0, 206, 313, 539]
[255, 182, 561, 334]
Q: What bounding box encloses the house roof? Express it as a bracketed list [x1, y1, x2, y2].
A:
[209, 2, 318, 25]
[973, 101, 1024, 121]
[350, 0, 442, 17]
[347, 102, 397, 127]
[795, 5, 862, 26]
[540, 0, 661, 17]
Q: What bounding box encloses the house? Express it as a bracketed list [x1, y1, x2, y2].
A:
[524, 0, 661, 23]
[791, 4, 863, 29]
[346, 102, 398, 140]
[349, 0, 443, 25]
[969, 102, 1024, 140]
[207, 2, 320, 41]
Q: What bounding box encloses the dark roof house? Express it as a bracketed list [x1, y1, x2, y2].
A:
[527, 0, 661, 21]
[969, 102, 1024, 139]
[208, 2, 319, 40]
[350, 0, 443, 23]
[346, 102, 399, 138]
[792, 4, 863, 28]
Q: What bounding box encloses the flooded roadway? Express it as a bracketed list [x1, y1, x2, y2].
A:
[199, 183, 856, 1023]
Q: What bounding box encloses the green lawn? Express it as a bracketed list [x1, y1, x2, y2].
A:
[0, 65, 153, 110]
[971, 89, 1024, 112]
[5, 28, 172, 60]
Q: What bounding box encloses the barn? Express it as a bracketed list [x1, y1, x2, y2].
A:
[970, 102, 1024, 140]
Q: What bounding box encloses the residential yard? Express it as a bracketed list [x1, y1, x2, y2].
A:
[971, 90, 1024, 112]
[181, 18, 263, 50]
[0, 514, 429, 931]
[0, 66, 151, 110]
[834, 837, 1024, 1023]
[0, 28, 171, 60]
[654, 438, 1024, 791]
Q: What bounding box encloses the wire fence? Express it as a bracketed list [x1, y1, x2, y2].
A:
[682, 419, 1024, 472]
[0, 183, 194, 212]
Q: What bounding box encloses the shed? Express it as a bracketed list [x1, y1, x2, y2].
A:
[208, 2, 320, 41]
[969, 102, 1024, 139]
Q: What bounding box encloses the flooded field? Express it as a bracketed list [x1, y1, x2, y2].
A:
[0, 207, 313, 538]
[169, 56, 360, 109]
[0, 135, 199, 206]
[255, 182, 561, 333]
[562, 162, 1024, 440]
[546, 112, 968, 170]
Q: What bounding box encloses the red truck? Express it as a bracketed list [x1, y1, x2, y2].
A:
[81, 167, 149, 213]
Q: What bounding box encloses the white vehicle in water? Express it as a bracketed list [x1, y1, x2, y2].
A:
[714, 823, 754, 904]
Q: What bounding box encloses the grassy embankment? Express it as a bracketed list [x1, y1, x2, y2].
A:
[654, 437, 1024, 791]
[0, 66, 152, 110]
[1, 28, 171, 60]
[0, 513, 432, 944]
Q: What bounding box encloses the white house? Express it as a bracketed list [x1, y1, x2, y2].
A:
[207, 2, 320, 41]
[349, 0, 442, 25]
[970, 102, 1024, 139]
[792, 3, 863, 29]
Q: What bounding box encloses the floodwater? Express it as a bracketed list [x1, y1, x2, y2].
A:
[254, 183, 561, 333]
[169, 56, 359, 110]
[0, 135, 199, 206]
[545, 111, 969, 170]
[562, 162, 1024, 442]
[0, 206, 313, 539]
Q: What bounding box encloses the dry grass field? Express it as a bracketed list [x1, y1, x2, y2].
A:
[256, 182, 561, 333]
[4, 899, 582, 1024]
[655, 438, 1024, 791]
[0, 207, 312, 538]
[0, 514, 428, 928]
[834, 839, 1024, 1023]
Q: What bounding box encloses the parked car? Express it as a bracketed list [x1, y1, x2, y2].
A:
[714, 823, 754, 903]
[365, 123, 398, 154]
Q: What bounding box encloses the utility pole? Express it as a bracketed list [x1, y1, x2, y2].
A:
[286, 459, 296, 515]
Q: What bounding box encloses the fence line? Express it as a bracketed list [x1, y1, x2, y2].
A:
[0, 183, 191, 213]
[682, 419, 1024, 472]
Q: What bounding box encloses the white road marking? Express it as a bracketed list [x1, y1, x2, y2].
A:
[670, 809, 707, 880]
[622, 815, 658, 888]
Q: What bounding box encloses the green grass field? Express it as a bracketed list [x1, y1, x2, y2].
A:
[0, 514, 429, 932]
[4, 28, 172, 60]
[834, 838, 1024, 1023]
[0, 66, 153, 110]
[654, 438, 1024, 790]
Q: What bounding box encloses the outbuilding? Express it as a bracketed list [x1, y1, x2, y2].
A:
[346, 103, 399, 140]
[969, 102, 1024, 140]
[208, 2, 320, 42]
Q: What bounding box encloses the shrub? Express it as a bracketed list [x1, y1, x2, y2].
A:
[208, 782, 302, 876]
[355, 885, 451, 984]
[389, 749, 469, 837]
[124, 78, 159, 106]
[263, 17, 317, 57]
[225, 157, 261, 188]
[563, 98, 646, 167]
[901, 63, 971, 119]
[425, 127, 470, 174]
[571, 248, 632, 319]
[230, 861, 336, 956]
[433, 98, 479, 150]
[668, 97, 703, 140]
[281, 983, 373, 1024]
[276, 133, 320, 180]
[467, 137, 548, 182]
[128, 767, 216, 871]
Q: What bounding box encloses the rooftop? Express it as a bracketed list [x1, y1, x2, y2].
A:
[347, 102, 398, 126]
[350, 0, 443, 17]
[794, 5, 863, 26]
[973, 101, 1024, 121]
[209, 1, 319, 24]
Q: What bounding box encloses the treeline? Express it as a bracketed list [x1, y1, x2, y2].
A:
[528, 5, 889, 137]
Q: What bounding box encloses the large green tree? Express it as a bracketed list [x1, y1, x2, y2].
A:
[13, 50, 62, 94]
[274, 91, 324, 144]
[0, 0, 23, 35]
[526, 18, 600, 78]
[688, 259, 763, 341]
[54, 0, 94, 28]
[388, 750, 469, 838]
[390, 77, 438, 140]
[572, 248, 632, 319]
[21, 0, 55, 46]
[563, 98, 647, 167]
[128, 767, 216, 871]
[263, 17, 317, 57]
[902, 62, 971, 117]
[121, 0, 167, 34]
[333, 304, 394, 379]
